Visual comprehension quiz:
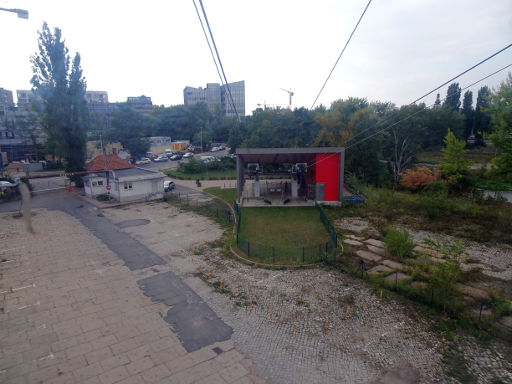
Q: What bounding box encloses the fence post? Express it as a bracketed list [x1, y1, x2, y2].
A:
[302, 247, 305, 263]
[248, 242, 250, 257]
[272, 247, 275, 263]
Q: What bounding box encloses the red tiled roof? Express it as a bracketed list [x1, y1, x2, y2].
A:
[86, 153, 134, 171]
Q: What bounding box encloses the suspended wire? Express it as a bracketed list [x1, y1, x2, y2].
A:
[410, 43, 512, 105]
[345, 63, 512, 151]
[197, 0, 240, 122]
[310, 0, 373, 110]
[191, 0, 224, 87]
[303, 63, 512, 170]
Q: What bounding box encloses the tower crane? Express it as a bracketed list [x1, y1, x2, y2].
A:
[279, 88, 294, 109]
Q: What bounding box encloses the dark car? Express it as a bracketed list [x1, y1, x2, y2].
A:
[170, 154, 182, 161]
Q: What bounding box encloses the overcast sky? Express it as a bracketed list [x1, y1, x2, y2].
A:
[1, 0, 511, 114]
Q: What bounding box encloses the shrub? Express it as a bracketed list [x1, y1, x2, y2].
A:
[383, 228, 415, 259]
[96, 194, 109, 202]
[180, 158, 207, 174]
[400, 167, 441, 191]
[422, 181, 448, 197]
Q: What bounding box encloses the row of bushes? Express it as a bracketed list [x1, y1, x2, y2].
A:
[178, 157, 235, 174]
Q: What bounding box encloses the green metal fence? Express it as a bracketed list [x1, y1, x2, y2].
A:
[315, 203, 337, 247]
[237, 235, 335, 264]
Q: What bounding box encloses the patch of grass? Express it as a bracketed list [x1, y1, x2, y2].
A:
[165, 169, 236, 180]
[296, 298, 310, 308]
[383, 228, 415, 260]
[203, 187, 237, 206]
[239, 207, 329, 247]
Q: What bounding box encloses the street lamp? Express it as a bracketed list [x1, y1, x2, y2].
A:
[0, 7, 29, 19]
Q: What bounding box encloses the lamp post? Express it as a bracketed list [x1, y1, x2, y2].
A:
[0, 7, 29, 19]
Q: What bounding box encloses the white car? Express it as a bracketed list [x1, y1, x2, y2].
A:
[164, 180, 175, 192]
[135, 157, 151, 165]
[183, 152, 194, 158]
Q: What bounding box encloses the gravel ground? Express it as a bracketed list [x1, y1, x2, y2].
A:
[104, 204, 512, 384]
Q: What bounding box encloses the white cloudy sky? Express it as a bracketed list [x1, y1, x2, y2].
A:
[1, 0, 511, 114]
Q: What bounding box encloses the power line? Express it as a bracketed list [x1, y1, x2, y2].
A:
[310, 0, 373, 110]
[410, 43, 512, 105]
[345, 48, 512, 147]
[191, 0, 224, 87]
[345, 63, 512, 151]
[197, 0, 240, 122]
[302, 63, 512, 170]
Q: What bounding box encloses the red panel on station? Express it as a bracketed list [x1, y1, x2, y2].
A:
[315, 153, 339, 201]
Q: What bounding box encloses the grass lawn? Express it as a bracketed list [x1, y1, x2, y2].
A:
[239, 207, 330, 247]
[165, 169, 236, 180]
[203, 187, 237, 206]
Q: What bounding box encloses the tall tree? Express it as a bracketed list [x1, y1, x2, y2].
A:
[488, 73, 512, 182]
[30, 22, 89, 182]
[443, 83, 462, 111]
[474, 86, 492, 146]
[106, 104, 152, 157]
[462, 90, 474, 142]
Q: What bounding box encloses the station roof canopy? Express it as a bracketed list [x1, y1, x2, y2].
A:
[235, 147, 344, 164]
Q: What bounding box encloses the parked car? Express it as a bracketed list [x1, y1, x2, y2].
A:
[164, 180, 175, 192]
[153, 156, 168, 162]
[165, 149, 173, 157]
[200, 155, 216, 163]
[211, 146, 220, 152]
[135, 157, 151, 165]
[145, 152, 156, 160]
[183, 152, 194, 158]
[170, 154, 182, 161]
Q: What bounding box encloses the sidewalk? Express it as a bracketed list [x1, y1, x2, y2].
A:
[0, 206, 262, 384]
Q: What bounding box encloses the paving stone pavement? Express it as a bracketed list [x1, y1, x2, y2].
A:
[0, 208, 262, 383]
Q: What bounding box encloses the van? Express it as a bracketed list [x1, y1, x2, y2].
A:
[165, 149, 173, 156]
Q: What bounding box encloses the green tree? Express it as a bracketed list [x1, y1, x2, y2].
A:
[488, 73, 512, 182]
[440, 129, 472, 192]
[461, 90, 474, 141]
[443, 82, 461, 111]
[30, 22, 89, 182]
[106, 104, 151, 157]
[474, 86, 492, 146]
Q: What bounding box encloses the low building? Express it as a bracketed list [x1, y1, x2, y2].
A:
[235, 147, 345, 206]
[84, 149, 164, 202]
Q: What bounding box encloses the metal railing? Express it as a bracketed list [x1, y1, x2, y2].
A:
[315, 202, 337, 248]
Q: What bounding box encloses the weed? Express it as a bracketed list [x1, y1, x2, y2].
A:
[383, 228, 415, 259]
[296, 298, 310, 308]
[442, 345, 477, 384]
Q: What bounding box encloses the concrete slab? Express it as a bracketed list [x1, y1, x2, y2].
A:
[368, 265, 393, 275]
[368, 244, 386, 256]
[499, 316, 512, 329]
[356, 250, 383, 263]
[344, 239, 363, 246]
[456, 284, 490, 301]
[385, 272, 410, 283]
[382, 259, 404, 270]
[365, 239, 384, 248]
